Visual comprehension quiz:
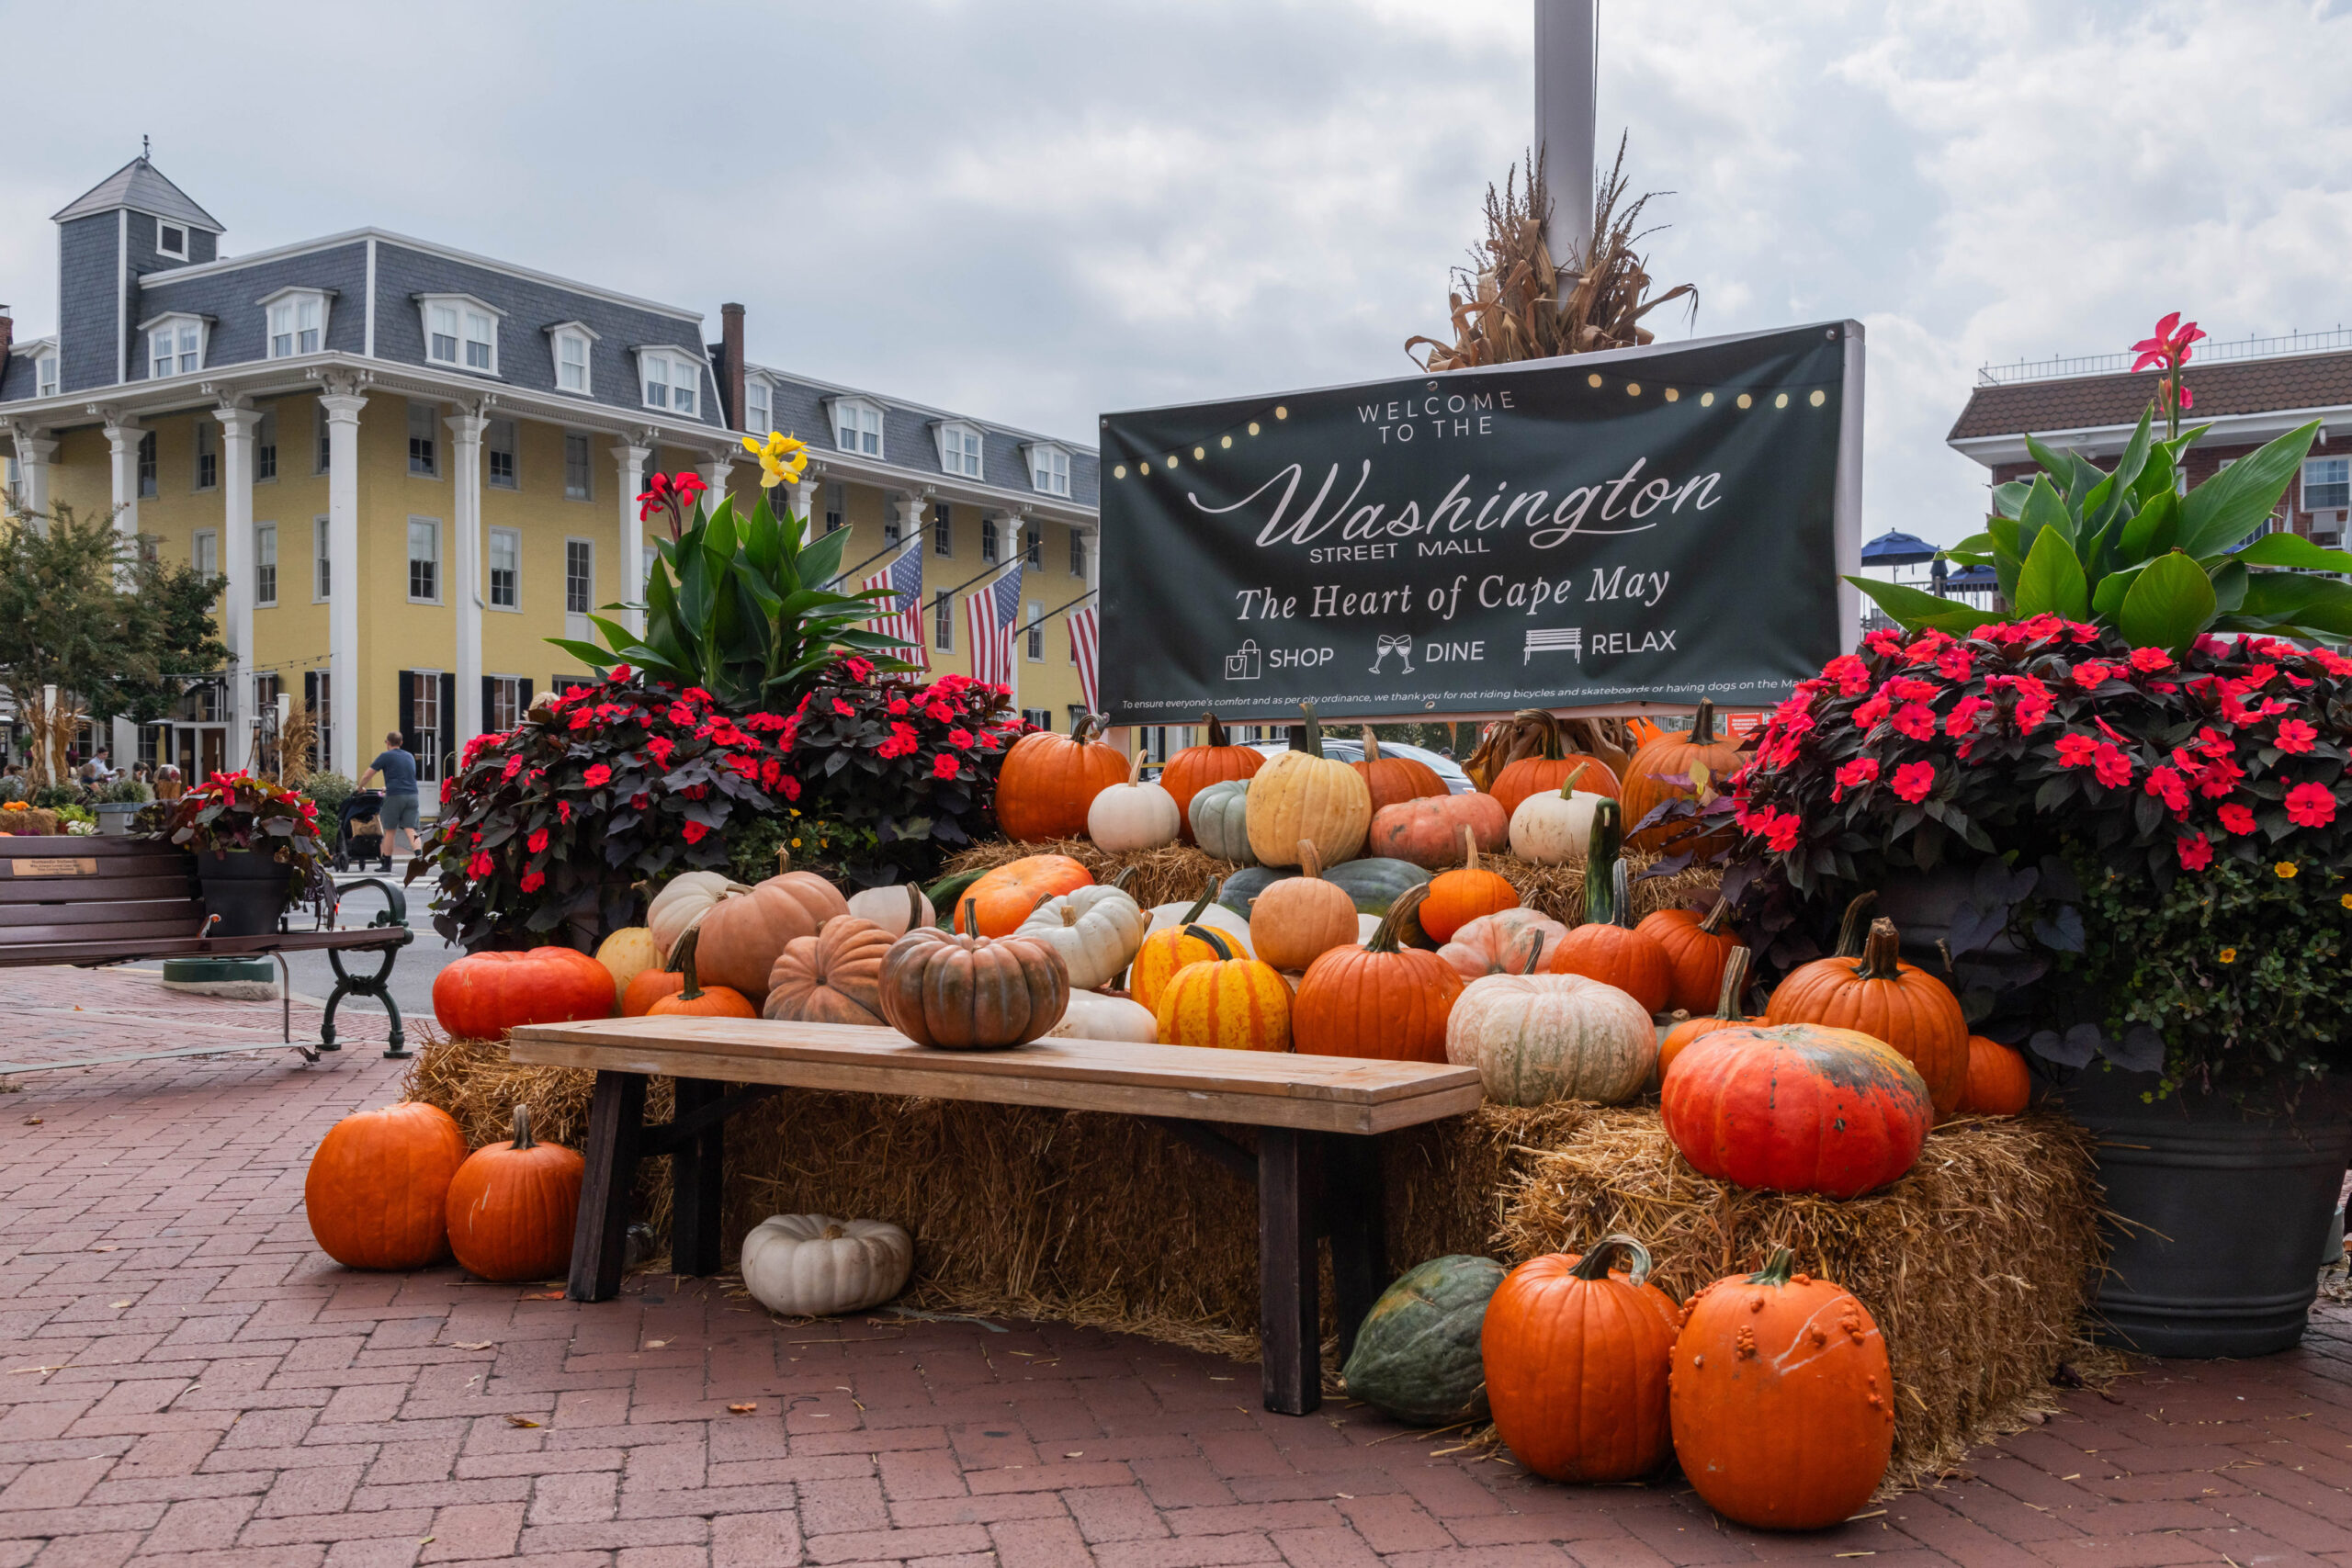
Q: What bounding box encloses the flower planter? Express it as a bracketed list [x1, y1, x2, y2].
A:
[93, 803, 143, 836]
[196, 849, 291, 938]
[2062, 1066, 2350, 1359]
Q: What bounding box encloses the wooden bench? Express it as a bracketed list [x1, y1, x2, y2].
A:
[507, 1016, 1483, 1416]
[0, 835, 414, 1073]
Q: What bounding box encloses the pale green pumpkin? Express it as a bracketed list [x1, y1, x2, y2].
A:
[1340, 1254, 1508, 1425]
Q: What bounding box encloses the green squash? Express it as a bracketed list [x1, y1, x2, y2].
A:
[1340, 1254, 1507, 1425]
[1323, 856, 1430, 915]
[1216, 863, 1290, 919]
[1188, 778, 1255, 866]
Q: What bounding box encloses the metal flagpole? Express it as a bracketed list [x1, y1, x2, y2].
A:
[1534, 0, 1598, 268]
[1001, 587, 1098, 642]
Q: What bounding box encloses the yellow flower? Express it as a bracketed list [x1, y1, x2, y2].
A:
[2342, 894, 2352, 910]
[2276, 861, 2298, 879]
[2218, 947, 2238, 964]
[741, 430, 809, 486]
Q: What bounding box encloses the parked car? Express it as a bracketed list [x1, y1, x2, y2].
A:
[1243, 738, 1475, 794]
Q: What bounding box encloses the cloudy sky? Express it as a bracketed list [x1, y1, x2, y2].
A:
[4, 0, 2347, 545]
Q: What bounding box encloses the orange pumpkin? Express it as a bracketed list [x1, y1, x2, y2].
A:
[443, 1105, 584, 1283]
[1657, 945, 1762, 1075]
[1248, 840, 1361, 972]
[304, 1101, 470, 1270]
[962, 854, 1093, 938]
[645, 930, 759, 1019]
[622, 954, 686, 1017]
[763, 908, 900, 1026]
[1366, 791, 1510, 870]
[1159, 714, 1265, 844]
[1154, 927, 1293, 1052]
[1547, 802, 1672, 1014]
[1766, 917, 1970, 1115]
[1482, 1235, 1676, 1483]
[432, 945, 615, 1041]
[1353, 727, 1449, 815]
[1959, 1035, 2031, 1115]
[876, 927, 1070, 1048]
[1130, 914, 1231, 1015]
[1621, 698, 1744, 853]
[1490, 709, 1622, 818]
[995, 714, 1129, 842]
[1419, 827, 1520, 944]
[1636, 897, 1742, 1016]
[1663, 1023, 1932, 1196]
[1670, 1249, 1894, 1529]
[691, 872, 849, 1000]
[1292, 884, 1464, 1063]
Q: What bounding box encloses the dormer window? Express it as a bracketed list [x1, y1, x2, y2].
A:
[417, 294, 502, 374]
[831, 398, 882, 457]
[547, 321, 599, 395]
[35, 352, 57, 399]
[937, 422, 984, 479]
[745, 376, 773, 436]
[261, 288, 330, 359]
[157, 223, 188, 262]
[141, 312, 206, 379]
[638, 349, 700, 415]
[1027, 443, 1071, 497]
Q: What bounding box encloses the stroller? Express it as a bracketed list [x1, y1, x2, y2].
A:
[334, 789, 388, 872]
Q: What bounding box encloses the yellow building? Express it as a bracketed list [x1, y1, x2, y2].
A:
[1, 157, 1102, 796]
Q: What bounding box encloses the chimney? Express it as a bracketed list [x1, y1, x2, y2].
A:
[720, 303, 747, 433]
[0, 305, 13, 368]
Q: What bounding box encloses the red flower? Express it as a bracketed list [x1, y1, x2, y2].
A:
[2218, 803, 2257, 836]
[2285, 783, 2338, 829]
[646, 736, 675, 765]
[1944, 695, 1991, 738]
[467, 851, 493, 877]
[1891, 761, 1935, 804]
[2131, 311, 2206, 371]
[2071, 661, 2116, 689]
[2275, 719, 2318, 754]
[932, 753, 960, 780]
[1850, 694, 1892, 729]
[557, 800, 572, 823]
[1890, 702, 1936, 741]
[1863, 628, 1905, 656]
[778, 775, 801, 801]
[2194, 757, 2244, 798]
[582, 763, 612, 787]
[2177, 832, 2212, 871]
[2091, 744, 2133, 790]
[1824, 654, 1871, 696]
[831, 698, 855, 717]
[1935, 648, 1975, 682]
[1883, 676, 1938, 703]
[2129, 647, 2174, 673]
[2055, 733, 2099, 769]
[948, 728, 974, 749]
[682, 820, 709, 844]
[888, 698, 910, 716]
[2144, 766, 2188, 814]
[673, 472, 710, 501]
[519, 871, 546, 893]
[526, 828, 549, 853]
[924, 702, 954, 724]
[1831, 758, 1878, 802]
[1764, 811, 1803, 853]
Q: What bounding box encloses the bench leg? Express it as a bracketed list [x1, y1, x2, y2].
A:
[568, 1070, 646, 1303]
[1325, 1133, 1386, 1368]
[322, 946, 407, 1058]
[669, 1077, 726, 1277]
[1258, 1127, 1320, 1416]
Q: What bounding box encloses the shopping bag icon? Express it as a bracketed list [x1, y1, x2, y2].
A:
[1225, 640, 1262, 681]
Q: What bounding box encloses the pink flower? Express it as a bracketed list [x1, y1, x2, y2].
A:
[2091, 744, 2134, 790]
[2218, 803, 2257, 836]
[2177, 833, 2212, 872]
[1890, 702, 1937, 742]
[519, 871, 546, 893]
[2285, 783, 2338, 829]
[1891, 761, 1935, 804]
[2130, 647, 2174, 673]
[582, 763, 612, 787]
[932, 753, 960, 780]
[2144, 766, 2188, 814]
[1832, 758, 1879, 801]
[2275, 719, 2318, 754]
[682, 821, 709, 844]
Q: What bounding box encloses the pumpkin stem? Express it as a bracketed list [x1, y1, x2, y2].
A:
[957, 897, 977, 936]
[905, 883, 923, 931]
[1517, 934, 1544, 976]
[1568, 1233, 1654, 1285]
[1298, 840, 1323, 881]
[1697, 896, 1733, 936]
[1204, 713, 1229, 748]
[1073, 712, 1102, 746]
[1182, 923, 1235, 962]
[1125, 750, 1147, 786]
[1538, 710, 1562, 762]
[511, 1104, 537, 1151]
[1691, 697, 1717, 746]
[1459, 823, 1478, 873]
[1832, 890, 1880, 958]
[1110, 865, 1138, 893]
[1746, 1247, 1798, 1287]
[1712, 946, 1751, 1021]
[1182, 877, 1220, 923]
[1611, 861, 1634, 933]
[1582, 800, 1623, 927]
[1857, 917, 1905, 980]
[775, 843, 789, 876]
[1297, 701, 1325, 759]
[1359, 724, 1381, 762]
[1557, 761, 1589, 800]
[820, 1222, 846, 1241]
[1366, 882, 1429, 955]
[674, 929, 707, 1001]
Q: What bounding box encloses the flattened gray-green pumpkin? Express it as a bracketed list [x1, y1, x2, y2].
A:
[1340, 1253, 1507, 1425]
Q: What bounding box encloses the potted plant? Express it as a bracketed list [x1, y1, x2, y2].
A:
[94, 778, 153, 835]
[147, 770, 332, 937]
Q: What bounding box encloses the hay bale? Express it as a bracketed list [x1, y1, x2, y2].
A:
[401, 1037, 2098, 1492]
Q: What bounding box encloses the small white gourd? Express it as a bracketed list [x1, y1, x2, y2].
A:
[845, 882, 933, 938]
[1016, 882, 1150, 990]
[1046, 990, 1160, 1043]
[1508, 762, 1611, 866]
[740, 1213, 913, 1317]
[1086, 750, 1182, 852]
[646, 870, 751, 963]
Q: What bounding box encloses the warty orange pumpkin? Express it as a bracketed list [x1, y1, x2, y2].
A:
[1291, 884, 1464, 1063]
[443, 1105, 584, 1283]
[304, 1101, 471, 1270]
[1636, 897, 1742, 1016]
[1158, 714, 1265, 843]
[995, 714, 1128, 842]
[1154, 928, 1293, 1052]
[1765, 917, 1969, 1114]
[1481, 1235, 1675, 1483]
[1620, 698, 1744, 853]
[1546, 802, 1672, 1014]
[877, 927, 1070, 1048]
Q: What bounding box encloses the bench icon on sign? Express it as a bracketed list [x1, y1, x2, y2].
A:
[1225, 640, 1263, 681]
[1524, 627, 1583, 665]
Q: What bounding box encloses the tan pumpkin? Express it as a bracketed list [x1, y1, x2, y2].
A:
[1086, 750, 1183, 852]
[877, 927, 1071, 1048]
[1439, 908, 1570, 979]
[844, 882, 935, 938]
[691, 872, 851, 1000]
[763, 907, 905, 1026]
[593, 926, 662, 1010]
[1015, 881, 1150, 991]
[646, 870, 749, 964]
[1248, 840, 1362, 973]
[1446, 963, 1657, 1106]
[1505, 762, 1611, 866]
[1246, 703, 1372, 869]
[1367, 791, 1510, 869]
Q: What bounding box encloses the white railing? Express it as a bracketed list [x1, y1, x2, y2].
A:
[1978, 326, 2352, 387]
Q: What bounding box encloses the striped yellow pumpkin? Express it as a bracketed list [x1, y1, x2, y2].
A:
[1154, 929, 1294, 1052]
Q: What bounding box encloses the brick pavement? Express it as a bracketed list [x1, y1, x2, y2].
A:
[7, 963, 2352, 1567]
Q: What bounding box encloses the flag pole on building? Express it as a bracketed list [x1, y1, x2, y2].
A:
[1534, 0, 1598, 267]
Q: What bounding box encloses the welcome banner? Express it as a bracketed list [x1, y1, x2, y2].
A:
[1098, 321, 1861, 722]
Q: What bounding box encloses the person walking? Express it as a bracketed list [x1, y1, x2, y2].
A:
[359, 731, 420, 874]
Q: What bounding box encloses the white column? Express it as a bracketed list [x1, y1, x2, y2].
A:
[216, 403, 261, 772]
[613, 442, 650, 635]
[102, 412, 141, 547]
[320, 385, 368, 779]
[10, 429, 56, 517]
[787, 477, 819, 529]
[447, 410, 489, 747]
[697, 455, 735, 519]
[895, 491, 930, 550]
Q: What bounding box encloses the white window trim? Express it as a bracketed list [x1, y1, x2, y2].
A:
[258, 287, 334, 360]
[488, 525, 523, 613]
[35, 351, 58, 399]
[139, 311, 209, 380]
[935, 420, 985, 480]
[407, 514, 443, 604]
[827, 395, 886, 458]
[254, 521, 279, 608]
[563, 536, 597, 615]
[547, 320, 600, 398]
[561, 430, 594, 502]
[486, 418, 520, 491]
[1023, 440, 1073, 497]
[415, 292, 505, 377]
[1024, 599, 1044, 662]
[633, 347, 704, 416]
[744, 372, 776, 435]
[155, 221, 188, 262]
[313, 515, 332, 603]
[192, 528, 219, 581]
[2301, 456, 2350, 514]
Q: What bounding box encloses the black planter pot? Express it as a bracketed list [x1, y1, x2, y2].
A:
[196, 849, 291, 938]
[2061, 1066, 2351, 1359]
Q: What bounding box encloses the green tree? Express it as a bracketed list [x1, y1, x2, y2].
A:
[0, 503, 226, 722]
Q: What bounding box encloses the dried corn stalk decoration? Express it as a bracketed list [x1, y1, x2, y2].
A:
[1462, 708, 1636, 794]
[1407, 137, 1695, 373]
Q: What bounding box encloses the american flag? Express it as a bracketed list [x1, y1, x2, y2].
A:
[1069, 604, 1100, 714]
[860, 542, 927, 671]
[961, 561, 1023, 688]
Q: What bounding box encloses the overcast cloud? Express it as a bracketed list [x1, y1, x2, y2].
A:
[3, 0, 2346, 545]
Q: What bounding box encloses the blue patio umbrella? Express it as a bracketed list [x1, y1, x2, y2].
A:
[1860, 529, 1940, 566]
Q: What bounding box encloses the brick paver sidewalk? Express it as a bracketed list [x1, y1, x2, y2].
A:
[6, 964, 2352, 1568]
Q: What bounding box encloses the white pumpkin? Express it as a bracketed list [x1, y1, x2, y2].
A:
[1444, 972, 1656, 1107]
[1016, 883, 1150, 990]
[1508, 769, 1613, 866]
[740, 1213, 914, 1317]
[1357, 912, 1382, 945]
[1143, 881, 1254, 955]
[646, 870, 750, 963]
[845, 883, 933, 939]
[1087, 751, 1182, 852]
[1046, 990, 1160, 1043]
